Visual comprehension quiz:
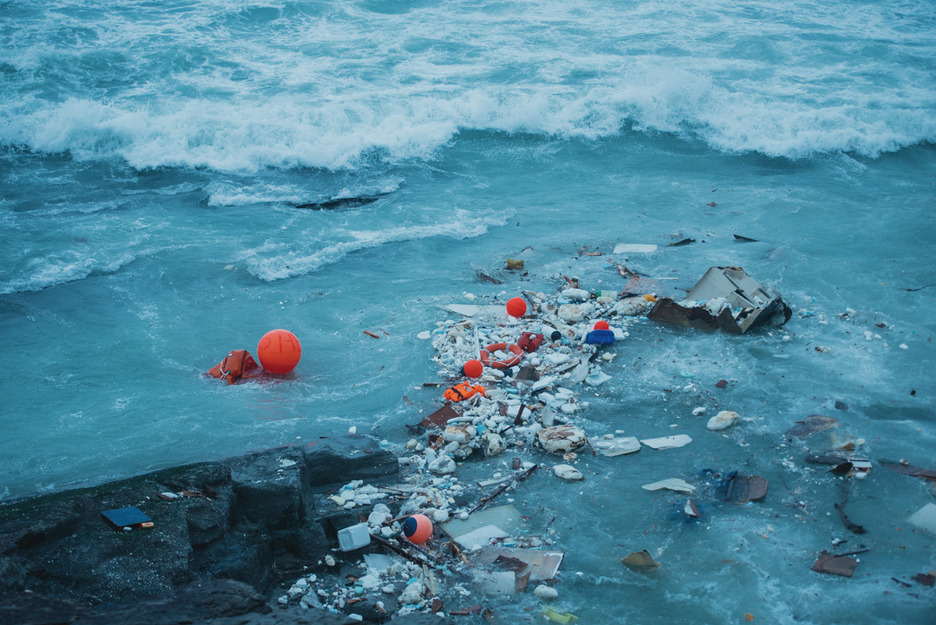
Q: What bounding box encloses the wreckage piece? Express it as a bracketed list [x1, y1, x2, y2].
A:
[474, 548, 564, 582]
[450, 604, 483, 616]
[879, 459, 936, 481]
[466, 464, 539, 514]
[589, 435, 641, 456]
[908, 503, 936, 536]
[614, 243, 657, 254]
[452, 525, 511, 549]
[640, 434, 692, 450]
[437, 304, 508, 318]
[369, 533, 445, 570]
[472, 569, 525, 595]
[725, 475, 768, 503]
[642, 478, 696, 495]
[537, 425, 588, 454]
[543, 607, 579, 624]
[442, 504, 524, 546]
[805, 453, 872, 478]
[684, 499, 702, 518]
[419, 404, 461, 429]
[621, 550, 660, 571]
[647, 266, 791, 334]
[835, 482, 866, 534]
[785, 415, 839, 439]
[811, 551, 859, 577]
[835, 503, 866, 534]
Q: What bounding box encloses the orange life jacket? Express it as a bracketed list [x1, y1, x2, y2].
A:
[207, 349, 262, 385]
[444, 382, 486, 402]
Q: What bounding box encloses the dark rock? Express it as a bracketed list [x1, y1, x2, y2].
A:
[0, 579, 449, 625]
[0, 590, 91, 625]
[0, 437, 399, 613]
[302, 437, 398, 489]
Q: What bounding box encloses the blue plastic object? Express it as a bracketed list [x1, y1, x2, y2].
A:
[585, 329, 615, 345]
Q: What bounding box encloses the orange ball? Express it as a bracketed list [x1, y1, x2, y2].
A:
[257, 329, 302, 374]
[594, 320, 610, 330]
[463, 359, 483, 378]
[402, 514, 433, 544]
[506, 297, 527, 318]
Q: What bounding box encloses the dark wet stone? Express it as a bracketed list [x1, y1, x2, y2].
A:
[0, 436, 402, 621]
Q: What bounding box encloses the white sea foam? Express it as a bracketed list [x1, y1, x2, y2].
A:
[0, 251, 138, 295]
[242, 210, 507, 281]
[1, 0, 933, 169]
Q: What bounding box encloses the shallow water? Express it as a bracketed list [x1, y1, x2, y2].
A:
[2, 0, 935, 622]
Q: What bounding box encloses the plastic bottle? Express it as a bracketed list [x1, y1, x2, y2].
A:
[540, 324, 561, 341]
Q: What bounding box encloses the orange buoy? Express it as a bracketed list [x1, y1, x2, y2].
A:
[403, 514, 433, 544]
[480, 342, 524, 369]
[506, 297, 527, 318]
[594, 320, 610, 330]
[257, 329, 302, 374]
[463, 358, 484, 378]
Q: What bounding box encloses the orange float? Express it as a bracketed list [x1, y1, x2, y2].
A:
[463, 358, 484, 378]
[506, 297, 527, 318]
[257, 329, 302, 374]
[480, 342, 524, 369]
[402, 514, 433, 544]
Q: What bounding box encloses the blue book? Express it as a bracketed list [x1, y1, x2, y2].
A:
[101, 506, 154, 531]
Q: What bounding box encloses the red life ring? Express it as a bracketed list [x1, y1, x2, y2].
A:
[480, 342, 524, 369]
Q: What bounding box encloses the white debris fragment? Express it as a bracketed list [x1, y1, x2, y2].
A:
[642, 478, 696, 494]
[534, 584, 559, 600]
[560, 288, 591, 302]
[707, 410, 739, 431]
[585, 371, 612, 386]
[428, 455, 457, 475]
[553, 464, 585, 481]
[537, 425, 588, 454]
[641, 434, 692, 449]
[589, 435, 641, 456]
[613, 243, 657, 254]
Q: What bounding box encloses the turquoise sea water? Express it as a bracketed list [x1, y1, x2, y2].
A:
[2, 1, 935, 622]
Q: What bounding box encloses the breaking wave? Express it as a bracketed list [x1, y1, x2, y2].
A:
[1, 0, 934, 171]
[242, 210, 507, 281]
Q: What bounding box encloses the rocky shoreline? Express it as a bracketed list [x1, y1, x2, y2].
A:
[1, 268, 796, 625]
[0, 436, 440, 625]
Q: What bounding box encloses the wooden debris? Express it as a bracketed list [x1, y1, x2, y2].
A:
[621, 549, 660, 571]
[725, 475, 768, 503]
[879, 458, 936, 481]
[450, 604, 483, 616]
[811, 551, 859, 577]
[468, 464, 538, 514]
[369, 533, 444, 570]
[363, 330, 380, 339]
[785, 415, 838, 439]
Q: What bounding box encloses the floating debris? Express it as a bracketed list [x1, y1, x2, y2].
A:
[642, 478, 696, 494]
[648, 266, 791, 334]
[785, 415, 839, 439]
[641, 434, 692, 450]
[811, 551, 859, 577]
[621, 550, 661, 571]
